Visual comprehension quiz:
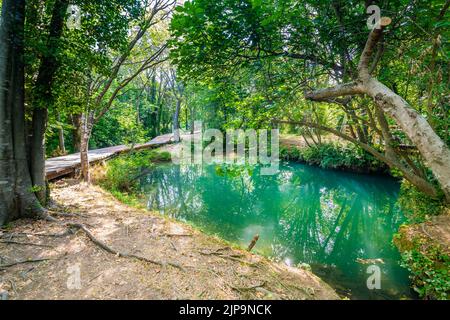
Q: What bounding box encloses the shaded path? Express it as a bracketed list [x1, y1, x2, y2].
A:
[46, 133, 174, 180]
[0, 181, 339, 300]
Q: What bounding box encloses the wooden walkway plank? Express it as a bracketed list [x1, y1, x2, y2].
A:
[45, 133, 174, 181]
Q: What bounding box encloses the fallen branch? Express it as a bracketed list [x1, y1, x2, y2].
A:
[67, 223, 185, 271]
[247, 234, 260, 252]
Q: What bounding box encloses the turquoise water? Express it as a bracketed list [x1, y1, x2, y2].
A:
[140, 162, 414, 300]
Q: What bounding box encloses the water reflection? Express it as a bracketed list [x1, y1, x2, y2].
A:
[140, 163, 413, 300]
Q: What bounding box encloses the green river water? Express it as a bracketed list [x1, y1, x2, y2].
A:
[140, 162, 415, 300]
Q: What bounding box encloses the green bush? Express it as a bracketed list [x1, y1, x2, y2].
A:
[280, 145, 303, 162]
[398, 181, 445, 223]
[101, 150, 171, 193]
[395, 181, 448, 300]
[401, 244, 450, 300]
[280, 143, 386, 173]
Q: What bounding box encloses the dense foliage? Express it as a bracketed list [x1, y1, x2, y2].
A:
[1, 0, 449, 300]
[99, 150, 171, 194]
[394, 232, 450, 300]
[281, 143, 387, 173]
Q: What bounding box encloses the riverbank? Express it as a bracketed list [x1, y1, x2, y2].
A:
[394, 211, 450, 300]
[280, 135, 389, 174]
[281, 136, 449, 299]
[0, 180, 339, 300]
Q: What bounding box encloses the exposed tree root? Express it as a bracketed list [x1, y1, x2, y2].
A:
[66, 222, 186, 271]
[164, 233, 193, 237]
[198, 249, 256, 266]
[0, 258, 53, 270]
[230, 281, 267, 292]
[49, 211, 88, 219]
[0, 240, 54, 248]
[39, 211, 187, 271]
[0, 230, 72, 238]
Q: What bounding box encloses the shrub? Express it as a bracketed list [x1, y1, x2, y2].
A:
[280, 145, 302, 162]
[395, 181, 448, 300]
[398, 181, 445, 223]
[100, 150, 171, 193]
[280, 143, 386, 173]
[400, 243, 449, 300]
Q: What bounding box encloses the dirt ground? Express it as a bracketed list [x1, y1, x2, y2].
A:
[280, 134, 346, 149]
[396, 210, 450, 255]
[0, 180, 339, 300]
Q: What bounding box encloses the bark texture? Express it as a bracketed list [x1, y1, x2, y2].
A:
[30, 0, 69, 203]
[0, 0, 43, 225]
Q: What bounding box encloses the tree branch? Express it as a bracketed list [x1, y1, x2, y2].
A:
[304, 82, 364, 102]
[358, 17, 392, 79]
[273, 119, 438, 197]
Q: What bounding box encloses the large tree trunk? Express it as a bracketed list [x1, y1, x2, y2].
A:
[30, 0, 69, 203]
[365, 78, 450, 200]
[30, 108, 47, 203]
[0, 0, 44, 226]
[305, 19, 450, 202]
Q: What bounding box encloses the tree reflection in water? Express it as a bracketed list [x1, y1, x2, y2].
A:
[140, 163, 413, 300]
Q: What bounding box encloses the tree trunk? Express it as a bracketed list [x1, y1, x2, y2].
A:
[365, 78, 450, 201]
[30, 0, 69, 204]
[157, 104, 163, 135]
[80, 112, 94, 183]
[275, 120, 439, 198]
[30, 108, 47, 203]
[71, 113, 82, 152]
[57, 112, 66, 154]
[173, 99, 181, 142]
[190, 105, 195, 135]
[0, 0, 43, 225]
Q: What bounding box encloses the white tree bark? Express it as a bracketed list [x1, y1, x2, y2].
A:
[305, 19, 450, 202]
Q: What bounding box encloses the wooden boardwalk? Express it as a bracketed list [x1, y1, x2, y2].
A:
[45, 133, 174, 180]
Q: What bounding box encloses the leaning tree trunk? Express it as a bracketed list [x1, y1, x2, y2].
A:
[365, 78, 450, 200]
[0, 0, 44, 225]
[305, 18, 450, 202]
